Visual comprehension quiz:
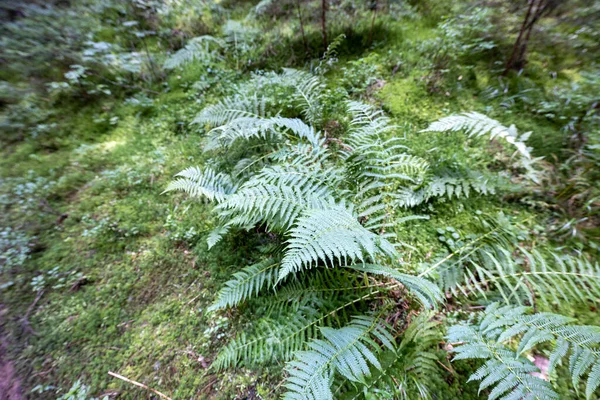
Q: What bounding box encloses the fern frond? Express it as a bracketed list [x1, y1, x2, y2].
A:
[344, 101, 395, 150]
[163, 35, 224, 69]
[422, 112, 531, 159]
[193, 95, 268, 128]
[348, 141, 430, 185]
[395, 170, 499, 208]
[345, 263, 442, 309]
[203, 116, 324, 151]
[451, 303, 600, 399]
[208, 258, 278, 311]
[283, 315, 394, 400]
[352, 312, 443, 400]
[254, 158, 341, 193]
[215, 176, 336, 231]
[454, 247, 600, 307]
[270, 142, 330, 168]
[212, 307, 321, 370]
[279, 205, 398, 281]
[448, 312, 559, 400]
[342, 101, 432, 225]
[282, 68, 324, 124]
[268, 268, 376, 313]
[270, 117, 323, 147]
[164, 166, 236, 202]
[203, 115, 283, 151]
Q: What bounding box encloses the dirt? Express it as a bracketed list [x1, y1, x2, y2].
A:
[0, 306, 24, 400]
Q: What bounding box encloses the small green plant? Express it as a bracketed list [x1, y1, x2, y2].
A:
[56, 380, 108, 400]
[168, 68, 600, 399]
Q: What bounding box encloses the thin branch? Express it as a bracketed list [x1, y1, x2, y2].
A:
[108, 371, 173, 400]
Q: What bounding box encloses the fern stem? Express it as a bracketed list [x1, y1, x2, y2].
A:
[418, 216, 535, 278]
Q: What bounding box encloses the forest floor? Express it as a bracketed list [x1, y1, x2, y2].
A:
[0, 306, 24, 400]
[0, 2, 598, 399]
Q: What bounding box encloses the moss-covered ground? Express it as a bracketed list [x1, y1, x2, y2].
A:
[1, 1, 597, 398]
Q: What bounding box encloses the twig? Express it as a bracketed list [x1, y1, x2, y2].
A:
[21, 290, 44, 335]
[436, 359, 455, 375]
[108, 371, 172, 400]
[24, 290, 44, 320]
[185, 293, 202, 306]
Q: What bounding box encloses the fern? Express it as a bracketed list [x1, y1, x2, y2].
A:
[350, 312, 444, 399]
[422, 112, 532, 159]
[283, 315, 395, 400]
[163, 167, 236, 202]
[208, 258, 279, 311]
[163, 36, 224, 69]
[344, 101, 396, 151]
[395, 170, 499, 208]
[212, 306, 322, 370]
[213, 272, 368, 370]
[454, 247, 600, 307]
[166, 80, 599, 400]
[283, 68, 325, 124]
[449, 303, 600, 399]
[206, 224, 230, 249]
[193, 95, 268, 128]
[203, 116, 283, 151]
[205, 116, 324, 151]
[448, 317, 559, 399]
[344, 101, 430, 226]
[345, 263, 442, 309]
[279, 205, 398, 280]
[215, 178, 336, 231]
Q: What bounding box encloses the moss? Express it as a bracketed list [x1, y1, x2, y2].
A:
[1, 1, 597, 398]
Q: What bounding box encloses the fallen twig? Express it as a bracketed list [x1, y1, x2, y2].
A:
[21, 290, 44, 335]
[108, 371, 172, 400]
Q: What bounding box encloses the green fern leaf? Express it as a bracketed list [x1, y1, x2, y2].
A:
[212, 307, 321, 370]
[451, 303, 600, 400]
[421, 112, 531, 159]
[208, 258, 279, 311]
[279, 206, 398, 281]
[344, 263, 442, 309]
[163, 35, 224, 69]
[193, 95, 268, 128]
[164, 166, 236, 202]
[283, 315, 394, 400]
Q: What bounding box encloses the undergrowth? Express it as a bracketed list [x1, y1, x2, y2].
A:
[1, 0, 598, 399]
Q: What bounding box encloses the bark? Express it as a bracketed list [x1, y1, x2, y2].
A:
[321, 0, 328, 50]
[504, 0, 537, 73]
[296, 0, 308, 53]
[368, 0, 378, 46]
[504, 0, 558, 74]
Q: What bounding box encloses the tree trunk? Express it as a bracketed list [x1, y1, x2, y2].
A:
[368, 0, 377, 46]
[321, 0, 328, 50]
[296, 0, 308, 54]
[504, 0, 557, 74]
[504, 0, 537, 73]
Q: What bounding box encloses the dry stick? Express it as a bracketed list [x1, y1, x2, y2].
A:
[24, 290, 44, 320]
[21, 289, 45, 335]
[108, 371, 173, 400]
